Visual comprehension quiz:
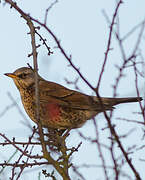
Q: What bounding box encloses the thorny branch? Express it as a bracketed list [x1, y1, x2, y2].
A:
[96, 0, 123, 90]
[93, 118, 109, 180]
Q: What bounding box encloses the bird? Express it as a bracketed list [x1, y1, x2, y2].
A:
[4, 67, 142, 130]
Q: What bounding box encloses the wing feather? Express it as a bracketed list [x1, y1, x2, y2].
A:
[38, 80, 113, 111]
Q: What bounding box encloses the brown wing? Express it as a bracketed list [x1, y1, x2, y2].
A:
[38, 80, 141, 112]
[39, 80, 110, 111]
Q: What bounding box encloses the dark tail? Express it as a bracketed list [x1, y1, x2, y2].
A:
[93, 97, 142, 111]
[112, 97, 143, 105]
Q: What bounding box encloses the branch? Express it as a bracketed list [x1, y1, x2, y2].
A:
[96, 0, 123, 90]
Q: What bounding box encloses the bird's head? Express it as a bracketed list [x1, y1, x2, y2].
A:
[4, 67, 40, 90]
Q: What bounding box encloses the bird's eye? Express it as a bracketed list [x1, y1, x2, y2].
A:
[18, 73, 27, 79]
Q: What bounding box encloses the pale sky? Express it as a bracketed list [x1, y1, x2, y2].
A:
[0, 0, 145, 179]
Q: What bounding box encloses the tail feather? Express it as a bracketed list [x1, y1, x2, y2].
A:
[92, 96, 142, 112]
[110, 97, 143, 105]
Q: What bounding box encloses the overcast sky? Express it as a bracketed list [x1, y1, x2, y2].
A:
[0, 0, 145, 179]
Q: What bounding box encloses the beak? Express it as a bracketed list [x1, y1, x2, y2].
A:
[4, 73, 17, 79]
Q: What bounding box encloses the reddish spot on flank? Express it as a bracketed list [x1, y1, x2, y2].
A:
[46, 103, 60, 121]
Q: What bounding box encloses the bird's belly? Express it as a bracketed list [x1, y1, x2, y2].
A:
[21, 95, 98, 129]
[42, 105, 93, 129]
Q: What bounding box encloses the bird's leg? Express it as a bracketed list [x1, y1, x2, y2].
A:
[57, 129, 67, 136]
[62, 128, 71, 138]
[40, 128, 65, 151]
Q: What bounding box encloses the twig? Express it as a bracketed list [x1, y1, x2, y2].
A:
[44, 0, 58, 25]
[96, 0, 123, 90]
